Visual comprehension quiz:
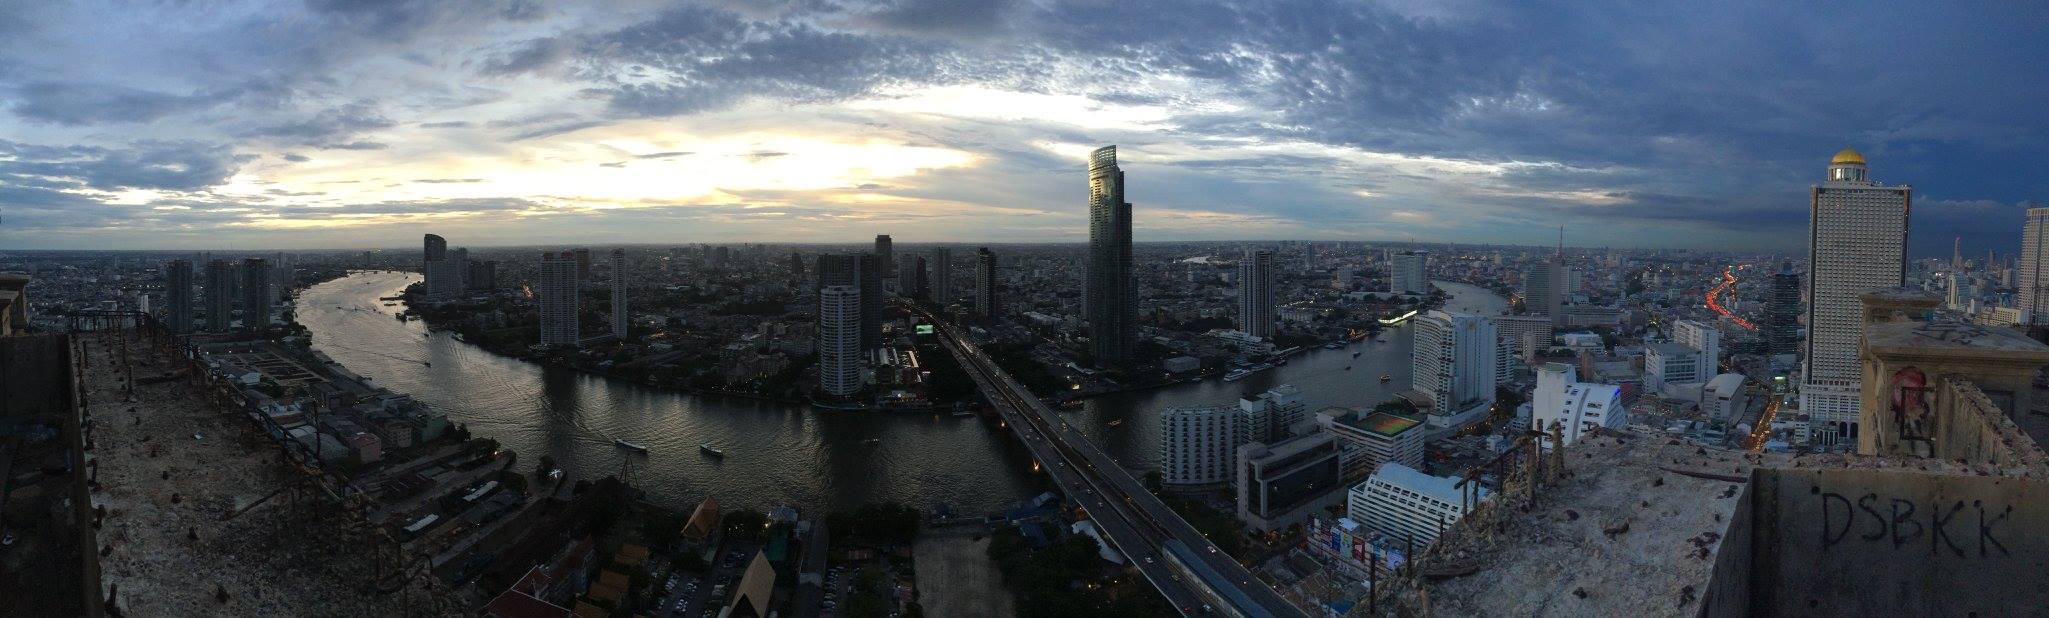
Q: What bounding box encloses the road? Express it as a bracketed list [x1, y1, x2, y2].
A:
[919, 307, 1304, 618]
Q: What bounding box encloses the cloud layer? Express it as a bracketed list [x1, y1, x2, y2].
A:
[1, 0, 2044, 254]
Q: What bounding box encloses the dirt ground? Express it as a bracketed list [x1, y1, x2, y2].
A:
[912, 526, 1016, 618]
[81, 331, 461, 616]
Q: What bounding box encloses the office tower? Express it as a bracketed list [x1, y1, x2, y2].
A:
[789, 252, 805, 282]
[931, 247, 954, 304]
[1239, 384, 1306, 443]
[424, 233, 446, 261]
[1235, 432, 1343, 532]
[1953, 236, 1964, 271]
[2019, 207, 2049, 324]
[1763, 266, 1801, 355]
[857, 253, 883, 349]
[1530, 363, 1624, 446]
[1802, 147, 1909, 446]
[1389, 250, 1428, 294]
[1411, 310, 1498, 428]
[1085, 145, 1134, 367]
[1671, 319, 1721, 376]
[240, 258, 272, 331]
[451, 248, 468, 291]
[1238, 249, 1275, 338]
[1524, 259, 1570, 325]
[466, 260, 497, 291]
[610, 249, 629, 339]
[165, 260, 193, 335]
[1346, 463, 1480, 549]
[538, 251, 581, 348]
[814, 253, 884, 349]
[817, 285, 864, 397]
[1493, 315, 1554, 361]
[1159, 404, 1242, 491]
[204, 259, 234, 332]
[898, 254, 927, 299]
[573, 248, 592, 281]
[423, 234, 462, 300]
[974, 247, 998, 317]
[875, 235, 896, 291]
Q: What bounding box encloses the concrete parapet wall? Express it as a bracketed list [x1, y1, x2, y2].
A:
[0, 334, 71, 418]
[1704, 467, 2049, 616]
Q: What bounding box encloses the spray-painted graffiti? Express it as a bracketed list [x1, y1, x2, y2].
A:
[1817, 488, 2013, 557]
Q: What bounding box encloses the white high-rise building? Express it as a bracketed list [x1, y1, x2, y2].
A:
[1411, 310, 1498, 430]
[1346, 463, 1480, 549]
[538, 251, 581, 348]
[610, 249, 629, 339]
[1671, 320, 1721, 376]
[1159, 404, 1242, 491]
[1238, 249, 1275, 338]
[817, 285, 864, 397]
[1320, 407, 1424, 482]
[1801, 147, 1909, 446]
[1238, 384, 1306, 443]
[1389, 251, 1428, 294]
[1530, 363, 1624, 446]
[2018, 207, 2049, 324]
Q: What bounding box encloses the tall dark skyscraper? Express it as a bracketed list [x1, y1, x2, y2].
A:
[1085, 145, 1134, 367]
[240, 258, 272, 331]
[466, 260, 497, 291]
[875, 234, 895, 283]
[1764, 265, 1801, 355]
[974, 247, 998, 317]
[931, 247, 954, 305]
[165, 260, 193, 334]
[204, 259, 234, 332]
[1238, 249, 1275, 338]
[816, 253, 884, 349]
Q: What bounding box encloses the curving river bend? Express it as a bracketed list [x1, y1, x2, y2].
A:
[295, 271, 1474, 515]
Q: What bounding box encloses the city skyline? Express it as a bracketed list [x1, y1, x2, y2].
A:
[3, 2, 2046, 255]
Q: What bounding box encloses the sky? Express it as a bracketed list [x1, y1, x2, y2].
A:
[2, 1, 2046, 256]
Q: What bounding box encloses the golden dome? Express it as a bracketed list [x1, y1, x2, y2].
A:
[1831, 147, 1866, 166]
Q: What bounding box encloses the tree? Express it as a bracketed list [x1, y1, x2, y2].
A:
[1372, 398, 1420, 418]
[724, 509, 768, 541]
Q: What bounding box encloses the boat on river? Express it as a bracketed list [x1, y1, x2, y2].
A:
[614, 439, 649, 454]
[699, 442, 725, 458]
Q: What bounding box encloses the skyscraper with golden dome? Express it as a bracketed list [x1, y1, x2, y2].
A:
[1801, 147, 1910, 447]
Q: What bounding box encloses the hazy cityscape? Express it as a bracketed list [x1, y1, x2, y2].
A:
[3, 3, 2047, 618]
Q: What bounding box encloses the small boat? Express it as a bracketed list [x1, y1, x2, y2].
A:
[547, 469, 564, 481]
[1108, 419, 1123, 427]
[614, 439, 649, 453]
[1352, 352, 1361, 358]
[1344, 366, 1353, 371]
[1323, 343, 1342, 350]
[698, 442, 724, 458]
[422, 361, 432, 367]
[1223, 369, 1254, 382]
[1379, 374, 1392, 382]
[863, 438, 881, 445]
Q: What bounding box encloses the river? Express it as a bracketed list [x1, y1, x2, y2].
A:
[295, 271, 1484, 515]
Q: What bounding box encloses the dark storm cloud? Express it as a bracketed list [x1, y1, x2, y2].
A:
[0, 140, 241, 192]
[9, 82, 219, 125]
